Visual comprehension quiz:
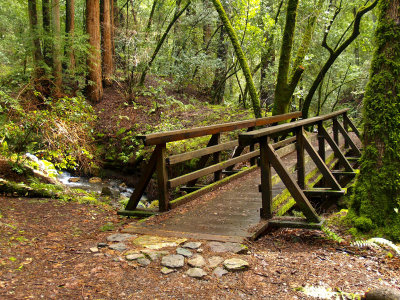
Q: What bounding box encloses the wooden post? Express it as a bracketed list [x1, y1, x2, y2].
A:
[259, 137, 272, 219]
[343, 112, 349, 149]
[156, 143, 169, 212]
[212, 133, 222, 181]
[248, 127, 256, 166]
[296, 126, 305, 189]
[317, 121, 325, 162]
[333, 117, 339, 145]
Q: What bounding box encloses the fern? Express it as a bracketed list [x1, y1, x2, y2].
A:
[322, 226, 345, 244]
[351, 237, 400, 256]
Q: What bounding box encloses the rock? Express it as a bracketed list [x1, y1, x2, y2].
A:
[213, 267, 228, 278]
[106, 233, 134, 242]
[182, 242, 202, 249]
[89, 177, 102, 183]
[161, 267, 175, 275]
[161, 255, 185, 268]
[176, 247, 193, 257]
[208, 256, 224, 268]
[140, 249, 169, 261]
[126, 253, 145, 261]
[223, 258, 249, 271]
[188, 255, 206, 268]
[186, 268, 207, 278]
[197, 248, 203, 253]
[208, 242, 247, 254]
[68, 177, 80, 183]
[109, 243, 127, 252]
[364, 287, 400, 300]
[101, 186, 113, 196]
[133, 235, 187, 250]
[137, 258, 151, 266]
[97, 242, 108, 248]
[89, 247, 99, 253]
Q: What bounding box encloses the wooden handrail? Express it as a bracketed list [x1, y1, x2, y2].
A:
[137, 111, 302, 145]
[239, 109, 349, 146]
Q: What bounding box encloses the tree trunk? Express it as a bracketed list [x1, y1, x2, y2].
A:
[211, 21, 227, 104]
[101, 0, 114, 85]
[28, 0, 44, 78]
[210, 0, 261, 118]
[42, 0, 52, 68]
[86, 0, 103, 102]
[350, 0, 400, 241]
[52, 0, 62, 96]
[66, 0, 76, 74]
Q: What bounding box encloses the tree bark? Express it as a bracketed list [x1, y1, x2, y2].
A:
[52, 0, 62, 96]
[66, 0, 76, 74]
[28, 0, 44, 78]
[211, 21, 228, 104]
[101, 0, 114, 85]
[350, 0, 400, 241]
[210, 0, 261, 118]
[42, 0, 52, 68]
[86, 0, 103, 102]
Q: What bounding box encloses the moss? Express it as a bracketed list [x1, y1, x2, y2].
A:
[354, 216, 374, 232]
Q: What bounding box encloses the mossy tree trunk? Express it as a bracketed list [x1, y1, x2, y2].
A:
[42, 0, 52, 69]
[66, 0, 76, 74]
[272, 0, 323, 116]
[52, 0, 62, 96]
[211, 21, 227, 104]
[210, 0, 261, 118]
[350, 0, 400, 241]
[101, 0, 114, 86]
[28, 0, 44, 79]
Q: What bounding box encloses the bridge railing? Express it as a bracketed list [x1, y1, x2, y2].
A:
[239, 108, 361, 226]
[119, 111, 302, 216]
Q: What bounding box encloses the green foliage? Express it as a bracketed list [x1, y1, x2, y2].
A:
[321, 225, 345, 244]
[353, 216, 374, 232]
[0, 92, 98, 174]
[351, 237, 400, 256]
[99, 222, 115, 232]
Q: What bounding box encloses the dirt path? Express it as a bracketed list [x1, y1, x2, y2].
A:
[0, 196, 399, 299]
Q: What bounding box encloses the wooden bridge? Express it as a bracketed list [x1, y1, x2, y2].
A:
[120, 109, 361, 242]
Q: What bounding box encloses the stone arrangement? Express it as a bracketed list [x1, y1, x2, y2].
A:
[92, 234, 250, 279]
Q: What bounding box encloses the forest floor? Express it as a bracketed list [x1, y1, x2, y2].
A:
[1, 189, 399, 299]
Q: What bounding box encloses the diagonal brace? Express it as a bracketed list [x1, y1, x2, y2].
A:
[265, 143, 320, 223]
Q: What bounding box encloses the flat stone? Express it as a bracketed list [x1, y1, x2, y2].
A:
[365, 287, 400, 299]
[109, 243, 127, 252]
[126, 253, 145, 261]
[106, 233, 134, 242]
[89, 177, 102, 183]
[208, 256, 224, 268]
[161, 267, 175, 275]
[223, 258, 249, 271]
[176, 247, 193, 257]
[97, 242, 108, 248]
[188, 255, 206, 268]
[161, 255, 185, 268]
[186, 268, 207, 278]
[213, 267, 228, 278]
[208, 242, 247, 254]
[137, 258, 151, 266]
[68, 177, 80, 183]
[140, 249, 169, 261]
[133, 235, 187, 250]
[89, 247, 99, 253]
[182, 242, 202, 249]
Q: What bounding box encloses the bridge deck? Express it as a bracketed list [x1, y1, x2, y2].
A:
[123, 138, 341, 242]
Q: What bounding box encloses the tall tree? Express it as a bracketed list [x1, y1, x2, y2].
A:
[210, 0, 261, 118]
[42, 0, 52, 68]
[66, 0, 76, 74]
[86, 0, 103, 102]
[350, 0, 400, 241]
[211, 23, 227, 104]
[52, 0, 62, 95]
[272, 0, 323, 116]
[101, 0, 114, 85]
[28, 0, 44, 79]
